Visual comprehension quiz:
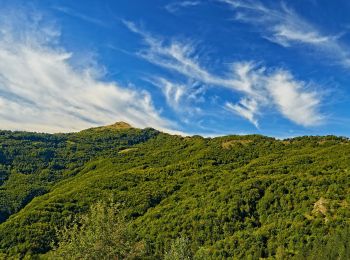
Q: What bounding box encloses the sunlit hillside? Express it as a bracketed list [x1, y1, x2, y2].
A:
[0, 124, 349, 259]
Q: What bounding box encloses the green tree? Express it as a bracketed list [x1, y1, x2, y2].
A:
[164, 236, 192, 260]
[50, 201, 145, 260]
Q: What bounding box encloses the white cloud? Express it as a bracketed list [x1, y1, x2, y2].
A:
[123, 21, 224, 88]
[0, 9, 180, 134]
[165, 1, 201, 13]
[52, 6, 107, 27]
[148, 77, 205, 118]
[228, 63, 323, 127]
[220, 0, 350, 67]
[226, 98, 259, 127]
[151, 77, 186, 111]
[124, 22, 323, 127]
[266, 71, 323, 126]
[124, 21, 257, 94]
[220, 0, 332, 45]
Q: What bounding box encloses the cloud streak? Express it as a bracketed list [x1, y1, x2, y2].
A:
[226, 98, 259, 128]
[165, 1, 201, 13]
[125, 21, 323, 127]
[147, 77, 205, 121]
[52, 6, 107, 27]
[220, 0, 350, 68]
[0, 9, 179, 134]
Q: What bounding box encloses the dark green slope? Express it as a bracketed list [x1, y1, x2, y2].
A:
[0, 124, 159, 223]
[0, 126, 349, 259]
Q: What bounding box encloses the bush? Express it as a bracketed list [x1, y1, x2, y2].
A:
[50, 201, 145, 260]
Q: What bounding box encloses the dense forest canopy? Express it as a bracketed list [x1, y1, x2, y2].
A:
[0, 123, 349, 259]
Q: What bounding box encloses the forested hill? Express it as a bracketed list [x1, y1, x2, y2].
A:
[0, 123, 349, 259]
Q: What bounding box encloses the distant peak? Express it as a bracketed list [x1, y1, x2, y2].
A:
[106, 121, 133, 129]
[81, 121, 135, 133]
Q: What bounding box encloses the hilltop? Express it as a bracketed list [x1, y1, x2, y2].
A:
[91, 121, 134, 130]
[0, 124, 349, 259]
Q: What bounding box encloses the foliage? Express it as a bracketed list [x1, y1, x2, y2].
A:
[49, 200, 145, 260]
[164, 236, 192, 260]
[0, 125, 349, 259]
[301, 226, 350, 260]
[0, 126, 158, 223]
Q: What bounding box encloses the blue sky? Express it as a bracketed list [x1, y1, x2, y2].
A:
[1, 0, 350, 137]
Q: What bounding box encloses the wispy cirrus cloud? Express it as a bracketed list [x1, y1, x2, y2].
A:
[52, 6, 107, 27]
[219, 0, 350, 68]
[225, 63, 323, 127]
[124, 21, 323, 127]
[0, 9, 180, 134]
[219, 0, 334, 46]
[123, 21, 223, 88]
[266, 71, 322, 126]
[226, 98, 259, 128]
[147, 77, 205, 120]
[165, 1, 201, 13]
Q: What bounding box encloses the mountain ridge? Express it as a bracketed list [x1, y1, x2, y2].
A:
[0, 124, 349, 259]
